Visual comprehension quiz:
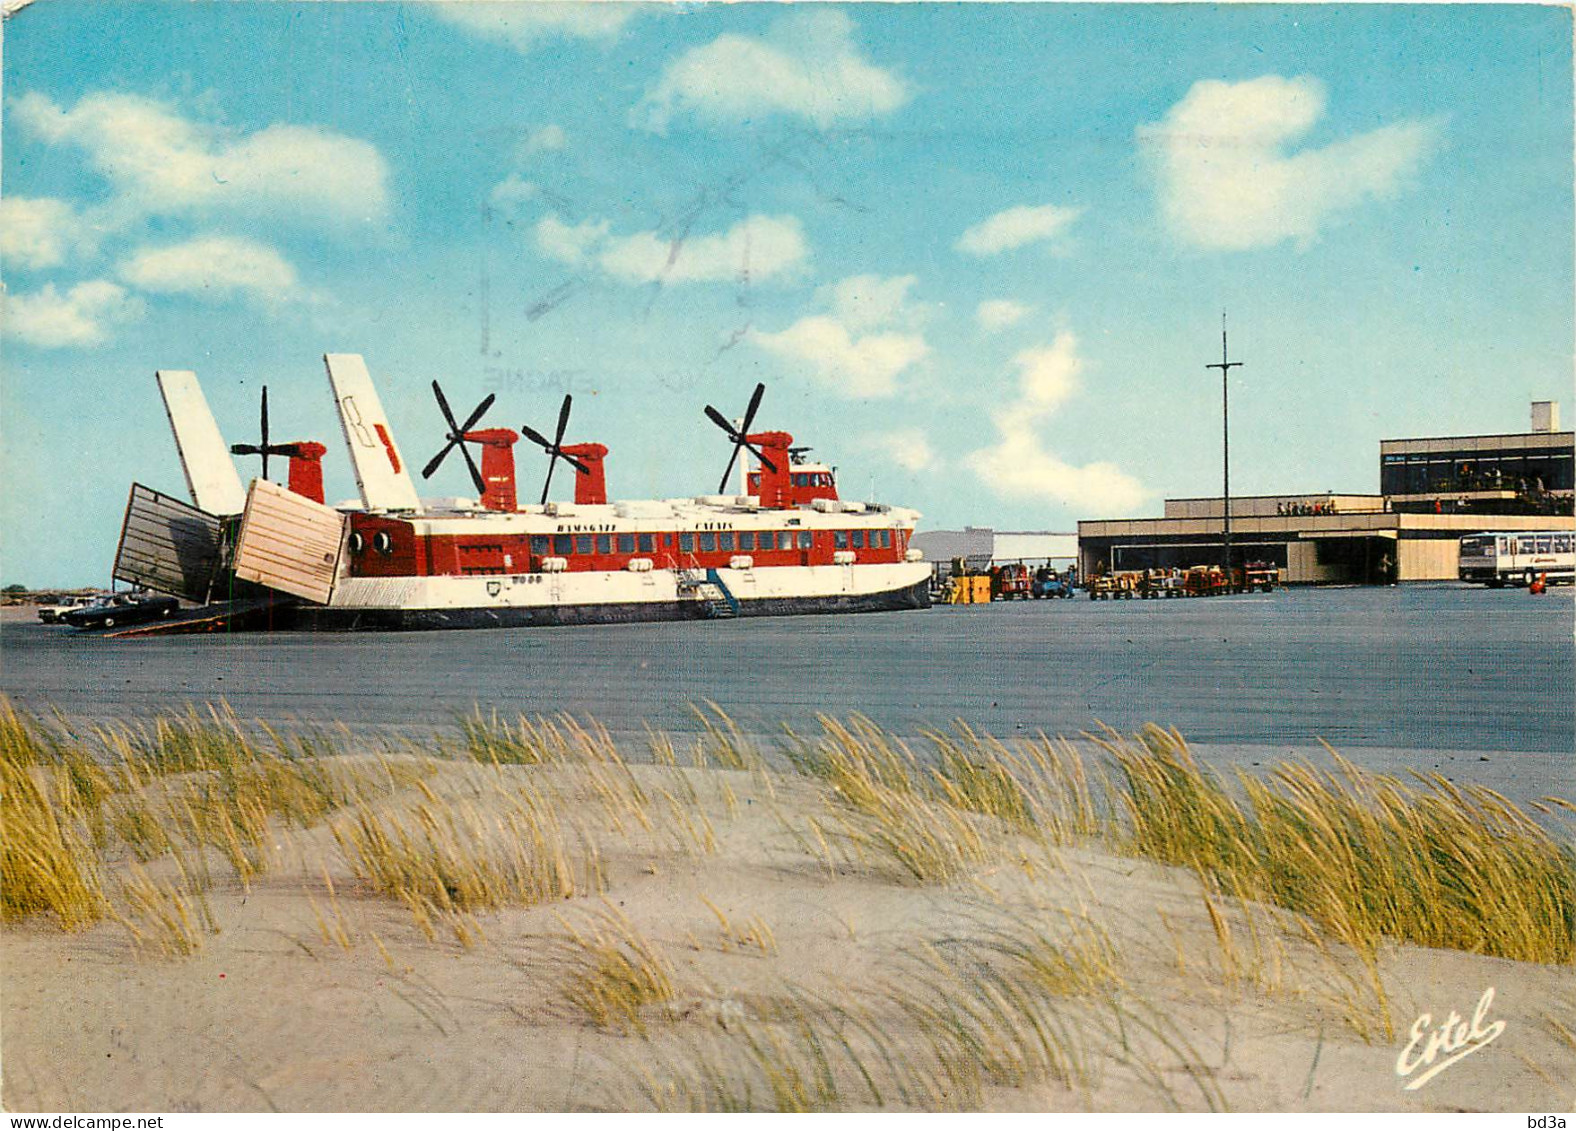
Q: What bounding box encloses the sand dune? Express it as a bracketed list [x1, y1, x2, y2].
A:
[3, 714, 1572, 1113]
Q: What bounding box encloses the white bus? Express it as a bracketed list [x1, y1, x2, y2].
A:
[1458, 531, 1575, 586]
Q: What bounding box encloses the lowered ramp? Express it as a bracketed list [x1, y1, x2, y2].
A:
[231, 478, 348, 604]
[113, 483, 225, 602]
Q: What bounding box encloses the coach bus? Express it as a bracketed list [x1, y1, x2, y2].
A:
[1458, 531, 1575, 586]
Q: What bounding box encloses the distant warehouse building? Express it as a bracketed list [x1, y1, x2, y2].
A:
[912, 527, 1077, 571]
[1078, 403, 1574, 584]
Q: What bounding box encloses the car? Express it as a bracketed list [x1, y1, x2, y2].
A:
[61, 593, 179, 630]
[38, 595, 98, 623]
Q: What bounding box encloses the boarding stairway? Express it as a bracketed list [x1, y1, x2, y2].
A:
[675, 567, 740, 619]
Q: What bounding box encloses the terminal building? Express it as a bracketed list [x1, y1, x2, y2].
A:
[1077, 403, 1574, 584]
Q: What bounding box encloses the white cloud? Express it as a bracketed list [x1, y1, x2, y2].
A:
[601, 214, 806, 284]
[118, 236, 299, 304]
[966, 332, 1148, 513]
[1139, 74, 1438, 251]
[753, 318, 927, 398]
[635, 9, 908, 133]
[534, 214, 611, 266]
[535, 212, 807, 284]
[976, 299, 1031, 332]
[1010, 341, 1081, 414]
[431, 2, 639, 52]
[866, 428, 937, 473]
[519, 124, 566, 157]
[0, 196, 96, 269]
[824, 274, 917, 332]
[5, 280, 144, 348]
[489, 174, 539, 211]
[13, 91, 391, 228]
[751, 272, 927, 398]
[957, 204, 1082, 256]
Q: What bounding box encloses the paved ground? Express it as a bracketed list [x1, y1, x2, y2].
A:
[3, 584, 1571, 804]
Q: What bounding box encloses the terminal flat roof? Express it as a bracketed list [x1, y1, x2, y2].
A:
[1379, 431, 1574, 452]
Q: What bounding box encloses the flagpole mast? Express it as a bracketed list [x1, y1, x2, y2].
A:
[1205, 313, 1244, 576]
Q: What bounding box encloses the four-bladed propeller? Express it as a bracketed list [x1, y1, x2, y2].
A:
[230, 386, 308, 481]
[704, 382, 777, 494]
[421, 380, 495, 496]
[519, 394, 590, 506]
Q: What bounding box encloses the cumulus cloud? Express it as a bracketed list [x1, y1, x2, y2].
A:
[431, 2, 640, 52]
[635, 9, 908, 133]
[602, 214, 806, 284]
[866, 428, 937, 473]
[518, 124, 567, 157]
[823, 273, 917, 332]
[966, 332, 1148, 513]
[6, 280, 144, 348]
[956, 204, 1082, 256]
[489, 174, 539, 211]
[0, 196, 96, 269]
[13, 91, 391, 228]
[976, 299, 1031, 332]
[534, 214, 612, 266]
[534, 212, 807, 284]
[1139, 74, 1438, 251]
[751, 273, 927, 398]
[118, 236, 299, 304]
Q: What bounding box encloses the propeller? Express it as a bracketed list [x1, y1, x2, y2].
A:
[704, 382, 777, 493]
[421, 380, 495, 496]
[519, 394, 590, 505]
[230, 386, 307, 481]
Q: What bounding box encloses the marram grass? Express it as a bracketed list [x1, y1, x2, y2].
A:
[0, 696, 425, 938]
[1095, 723, 1576, 966]
[4, 696, 1572, 976]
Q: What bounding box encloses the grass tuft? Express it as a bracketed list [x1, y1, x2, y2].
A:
[557, 903, 677, 1035]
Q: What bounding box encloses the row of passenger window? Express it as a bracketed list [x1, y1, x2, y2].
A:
[1512, 534, 1573, 554]
[525, 530, 896, 556]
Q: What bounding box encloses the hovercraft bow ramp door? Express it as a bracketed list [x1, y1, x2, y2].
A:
[231, 478, 347, 604]
[113, 483, 225, 601]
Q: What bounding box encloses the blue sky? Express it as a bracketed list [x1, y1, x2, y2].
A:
[3, 1, 1571, 586]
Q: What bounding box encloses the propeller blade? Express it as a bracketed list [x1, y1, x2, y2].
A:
[718, 445, 741, 494]
[539, 395, 573, 505]
[458, 436, 486, 496]
[458, 392, 496, 435]
[704, 404, 739, 438]
[260, 386, 270, 481]
[738, 382, 765, 435]
[540, 451, 559, 506]
[561, 452, 590, 475]
[431, 381, 462, 434]
[421, 438, 457, 480]
[755, 449, 778, 474]
[552, 394, 572, 448]
[519, 423, 555, 451]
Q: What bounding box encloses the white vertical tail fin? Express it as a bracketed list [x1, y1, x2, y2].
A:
[156, 370, 247, 515]
[323, 353, 423, 512]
